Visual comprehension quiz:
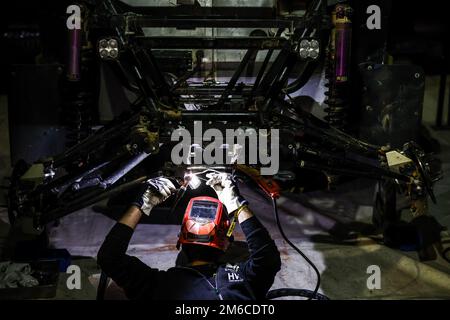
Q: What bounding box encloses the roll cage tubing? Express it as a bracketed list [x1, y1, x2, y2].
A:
[7, 0, 439, 228]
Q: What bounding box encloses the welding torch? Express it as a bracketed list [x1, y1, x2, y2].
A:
[170, 179, 189, 214]
[169, 166, 229, 213]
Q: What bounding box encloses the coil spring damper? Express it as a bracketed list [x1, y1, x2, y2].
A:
[324, 3, 352, 129]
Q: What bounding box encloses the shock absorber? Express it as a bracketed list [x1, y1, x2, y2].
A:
[324, 3, 352, 129]
[334, 3, 352, 83]
[63, 3, 97, 148]
[63, 88, 94, 148]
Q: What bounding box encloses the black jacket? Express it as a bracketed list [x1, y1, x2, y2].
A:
[97, 216, 281, 300]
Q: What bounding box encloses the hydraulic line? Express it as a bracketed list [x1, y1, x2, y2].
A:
[284, 61, 318, 94]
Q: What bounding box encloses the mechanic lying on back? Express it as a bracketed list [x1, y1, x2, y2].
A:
[97, 173, 281, 300]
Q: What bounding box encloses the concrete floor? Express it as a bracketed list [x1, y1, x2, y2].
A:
[0, 74, 450, 299]
[2, 178, 449, 300]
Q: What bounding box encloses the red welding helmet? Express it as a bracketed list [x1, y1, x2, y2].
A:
[177, 196, 231, 252]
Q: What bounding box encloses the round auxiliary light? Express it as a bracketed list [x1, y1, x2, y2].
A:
[308, 48, 319, 59]
[300, 39, 310, 49]
[310, 39, 320, 50]
[108, 39, 118, 48]
[299, 48, 309, 59]
[99, 49, 109, 59]
[109, 49, 119, 59]
[99, 39, 108, 48]
[98, 38, 120, 60]
[298, 39, 320, 60]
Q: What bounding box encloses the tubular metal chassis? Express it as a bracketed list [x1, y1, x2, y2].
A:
[8, 0, 441, 230]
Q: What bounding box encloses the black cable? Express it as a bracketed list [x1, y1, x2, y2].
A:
[96, 270, 108, 300]
[267, 288, 329, 300]
[270, 197, 323, 300]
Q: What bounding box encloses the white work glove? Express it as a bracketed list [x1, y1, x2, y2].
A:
[206, 173, 248, 214]
[131, 177, 177, 215]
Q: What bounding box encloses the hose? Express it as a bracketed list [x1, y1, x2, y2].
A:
[284, 61, 318, 94]
[267, 197, 328, 300]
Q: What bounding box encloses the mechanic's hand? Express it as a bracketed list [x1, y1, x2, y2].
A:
[206, 173, 248, 214]
[131, 177, 177, 216]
